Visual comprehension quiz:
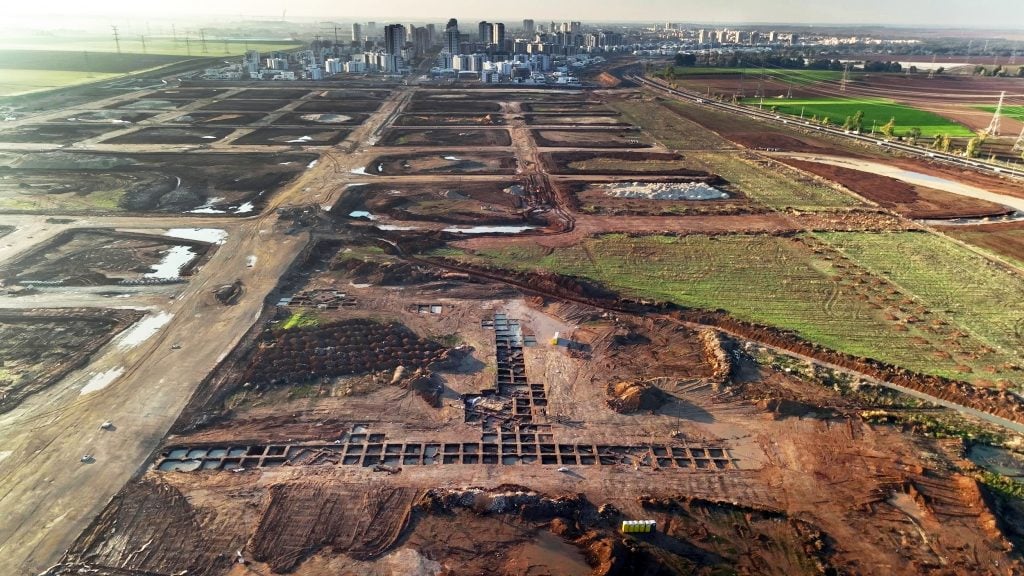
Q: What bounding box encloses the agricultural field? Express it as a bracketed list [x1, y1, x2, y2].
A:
[946, 223, 1024, 268]
[0, 69, 119, 96]
[666, 67, 845, 85]
[977, 105, 1024, 123]
[445, 232, 1023, 387]
[763, 97, 975, 137]
[607, 98, 736, 150]
[686, 152, 862, 210]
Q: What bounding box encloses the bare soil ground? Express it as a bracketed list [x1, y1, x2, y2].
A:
[532, 129, 652, 148]
[364, 152, 517, 175]
[0, 308, 141, 412]
[541, 151, 711, 176]
[557, 178, 752, 217]
[378, 128, 512, 147]
[294, 100, 384, 114]
[333, 180, 535, 226]
[230, 127, 350, 146]
[394, 114, 505, 127]
[783, 158, 1013, 219]
[200, 99, 291, 112]
[272, 112, 371, 126]
[944, 221, 1024, 266]
[168, 111, 267, 126]
[0, 123, 122, 145]
[101, 126, 235, 144]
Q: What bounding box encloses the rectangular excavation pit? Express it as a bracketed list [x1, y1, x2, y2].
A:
[444, 444, 460, 454]
[403, 455, 421, 465]
[369, 434, 386, 443]
[266, 446, 286, 456]
[599, 456, 618, 465]
[652, 446, 668, 456]
[404, 444, 422, 455]
[690, 448, 706, 458]
[521, 443, 537, 454]
[708, 448, 725, 458]
[202, 460, 222, 470]
[483, 433, 499, 443]
[675, 458, 691, 468]
[538, 434, 554, 443]
[383, 455, 401, 466]
[695, 459, 710, 469]
[714, 459, 730, 469]
[343, 455, 360, 465]
[521, 455, 538, 464]
[462, 454, 479, 464]
[541, 455, 558, 465]
[578, 445, 594, 455]
[348, 434, 367, 443]
[362, 455, 382, 467]
[502, 444, 517, 454]
[262, 458, 285, 468]
[345, 445, 364, 455]
[579, 456, 597, 465]
[559, 455, 578, 465]
[443, 455, 459, 464]
[365, 444, 382, 455]
[385, 444, 402, 455]
[558, 445, 575, 454]
[502, 455, 521, 465]
[657, 458, 673, 467]
[483, 444, 498, 454]
[463, 443, 479, 454]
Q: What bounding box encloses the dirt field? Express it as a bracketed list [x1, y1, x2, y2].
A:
[0, 123, 122, 145]
[783, 158, 1013, 219]
[532, 129, 652, 148]
[272, 112, 371, 126]
[101, 126, 236, 144]
[541, 151, 711, 176]
[406, 100, 504, 114]
[945, 222, 1024, 266]
[230, 127, 351, 146]
[558, 179, 750, 217]
[394, 114, 505, 127]
[0, 150, 314, 214]
[525, 113, 631, 126]
[294, 100, 383, 114]
[168, 111, 267, 126]
[0, 308, 141, 412]
[378, 128, 511, 147]
[0, 229, 214, 285]
[200, 99, 290, 113]
[362, 152, 518, 175]
[333, 180, 536, 226]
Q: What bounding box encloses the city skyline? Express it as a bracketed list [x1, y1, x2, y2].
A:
[4, 0, 1024, 30]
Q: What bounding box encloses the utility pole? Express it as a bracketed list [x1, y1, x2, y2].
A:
[1012, 125, 1024, 153]
[966, 39, 973, 64]
[199, 29, 208, 53]
[139, 35, 146, 54]
[185, 36, 191, 56]
[111, 25, 121, 54]
[985, 91, 1005, 137]
[172, 23, 177, 45]
[840, 62, 849, 92]
[786, 83, 793, 99]
[928, 54, 936, 79]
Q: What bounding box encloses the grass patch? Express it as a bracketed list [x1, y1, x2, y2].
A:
[607, 98, 735, 150]
[687, 152, 860, 210]
[0, 69, 119, 96]
[977, 105, 1024, 123]
[0, 188, 126, 212]
[667, 67, 844, 85]
[760, 97, 974, 138]
[446, 232, 1022, 387]
[281, 310, 320, 330]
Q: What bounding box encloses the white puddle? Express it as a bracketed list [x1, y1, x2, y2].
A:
[145, 246, 196, 279]
[187, 197, 225, 214]
[0, 450, 11, 463]
[603, 181, 728, 200]
[300, 113, 352, 123]
[234, 201, 255, 214]
[200, 135, 218, 139]
[375, 224, 419, 231]
[246, 255, 258, 267]
[80, 368, 125, 395]
[307, 159, 319, 169]
[443, 155, 461, 161]
[287, 135, 313, 143]
[278, 161, 294, 165]
[165, 228, 227, 245]
[350, 166, 368, 175]
[348, 210, 378, 220]
[115, 312, 173, 350]
[442, 225, 536, 234]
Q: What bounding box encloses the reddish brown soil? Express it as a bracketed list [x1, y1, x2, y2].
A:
[944, 221, 1024, 264]
[782, 159, 1012, 218]
[885, 157, 1024, 202]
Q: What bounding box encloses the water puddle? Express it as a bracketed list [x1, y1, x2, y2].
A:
[145, 246, 197, 279]
[443, 155, 461, 161]
[80, 367, 124, 395]
[350, 166, 369, 175]
[348, 210, 378, 220]
[165, 228, 228, 245]
[115, 312, 173, 350]
[513, 531, 590, 576]
[376, 224, 419, 231]
[307, 159, 319, 169]
[234, 201, 255, 214]
[442, 225, 536, 234]
[287, 135, 313, 143]
[188, 196, 226, 214]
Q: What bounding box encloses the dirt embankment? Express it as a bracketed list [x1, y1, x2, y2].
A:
[782, 159, 1013, 219]
[698, 328, 733, 388]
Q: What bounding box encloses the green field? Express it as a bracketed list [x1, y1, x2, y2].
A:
[760, 97, 975, 138]
[668, 67, 845, 85]
[977, 105, 1024, 123]
[442, 232, 1023, 387]
[0, 69, 120, 96]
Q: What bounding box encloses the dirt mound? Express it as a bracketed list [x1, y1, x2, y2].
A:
[334, 258, 441, 286]
[607, 380, 667, 413]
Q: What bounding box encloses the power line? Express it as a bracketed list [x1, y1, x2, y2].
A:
[111, 25, 121, 54]
[1012, 126, 1024, 153]
[984, 91, 1005, 137]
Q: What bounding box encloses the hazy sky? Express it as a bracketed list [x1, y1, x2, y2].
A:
[7, 0, 1024, 29]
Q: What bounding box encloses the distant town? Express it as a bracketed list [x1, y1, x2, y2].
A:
[200, 19, 941, 84]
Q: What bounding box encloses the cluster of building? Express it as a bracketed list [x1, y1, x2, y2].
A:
[201, 18, 620, 83]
